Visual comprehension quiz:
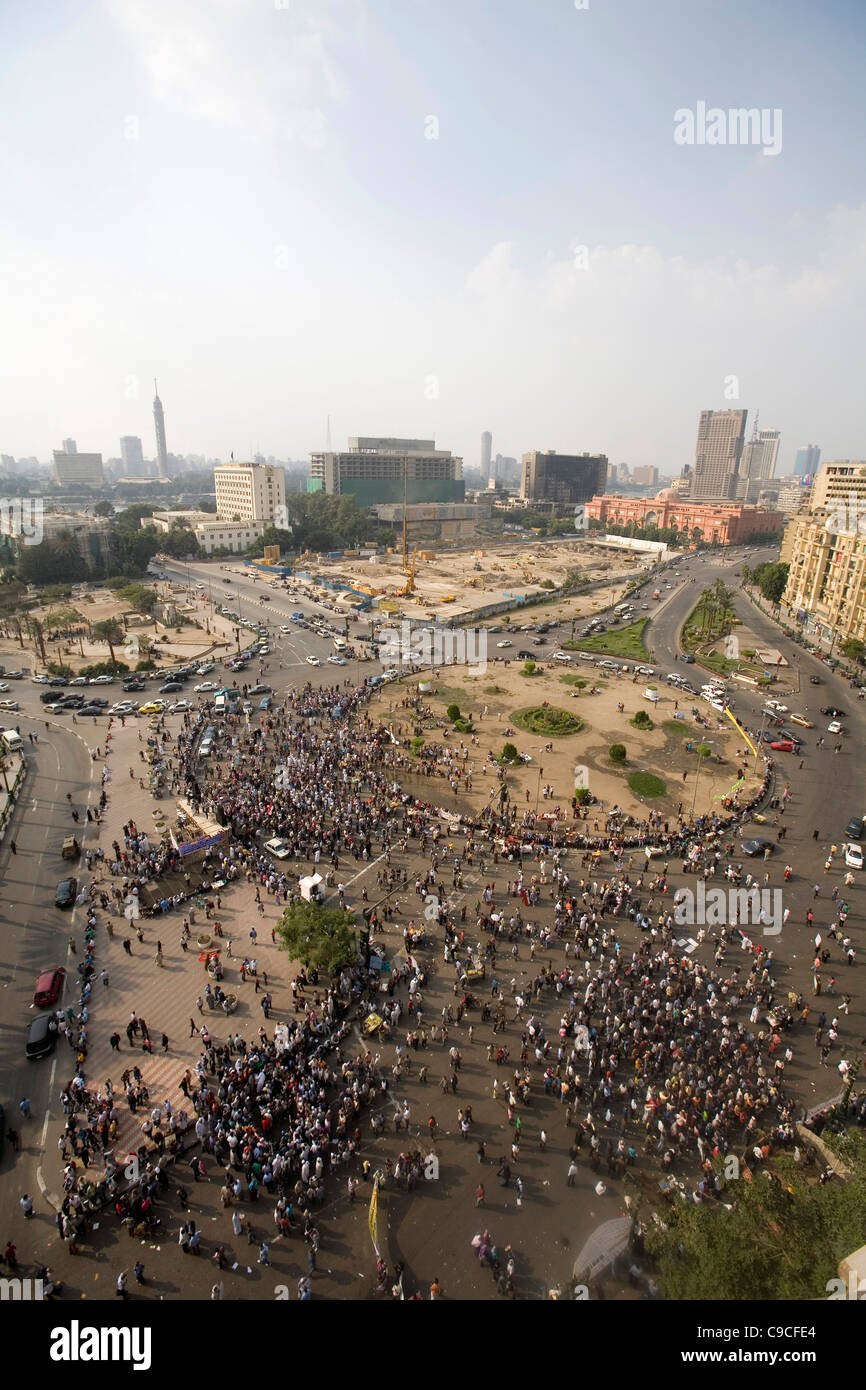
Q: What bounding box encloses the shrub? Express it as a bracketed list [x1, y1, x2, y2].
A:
[574, 787, 591, 804]
[609, 743, 627, 763]
[453, 717, 474, 734]
[522, 660, 537, 676]
[410, 736, 425, 756]
[501, 742, 520, 764]
[630, 709, 654, 730]
[446, 703, 461, 722]
[513, 706, 584, 737]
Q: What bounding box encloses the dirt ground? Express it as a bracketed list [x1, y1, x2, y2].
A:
[373, 658, 758, 822]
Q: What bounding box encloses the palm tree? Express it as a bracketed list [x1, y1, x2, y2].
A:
[92, 618, 124, 672]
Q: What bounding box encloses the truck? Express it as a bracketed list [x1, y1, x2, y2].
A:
[652, 589, 661, 600]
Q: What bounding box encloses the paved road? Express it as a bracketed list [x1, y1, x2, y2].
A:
[0, 720, 97, 1229]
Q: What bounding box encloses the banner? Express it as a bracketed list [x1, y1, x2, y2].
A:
[368, 1178, 379, 1255]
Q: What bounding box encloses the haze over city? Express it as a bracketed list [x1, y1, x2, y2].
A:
[2, 0, 865, 470]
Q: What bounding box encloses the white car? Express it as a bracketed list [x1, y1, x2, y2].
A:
[844, 843, 863, 870]
[328, 655, 347, 665]
[381, 669, 399, 682]
[110, 701, 136, 714]
[0, 682, 8, 692]
[828, 720, 843, 735]
[197, 663, 216, 675]
[88, 674, 114, 684]
[170, 699, 193, 712]
[306, 656, 321, 666]
[279, 626, 291, 634]
[764, 699, 787, 713]
[264, 837, 292, 859]
[496, 640, 512, 648]
[69, 676, 89, 686]
[31, 674, 51, 684]
[194, 681, 219, 692]
[635, 666, 655, 677]
[552, 651, 572, 663]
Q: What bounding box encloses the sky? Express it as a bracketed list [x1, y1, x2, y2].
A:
[1, 0, 864, 476]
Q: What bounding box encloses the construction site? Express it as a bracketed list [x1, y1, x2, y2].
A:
[295, 535, 655, 625]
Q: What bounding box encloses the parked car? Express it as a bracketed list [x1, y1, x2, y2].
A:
[496, 640, 512, 649]
[552, 652, 572, 663]
[742, 838, 775, 856]
[26, 1013, 57, 1060]
[820, 707, 846, 718]
[55, 876, 78, 909]
[844, 843, 864, 870]
[844, 816, 863, 840]
[34, 967, 66, 1008]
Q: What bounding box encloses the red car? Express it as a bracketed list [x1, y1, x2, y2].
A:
[769, 740, 795, 753]
[33, 967, 65, 1008]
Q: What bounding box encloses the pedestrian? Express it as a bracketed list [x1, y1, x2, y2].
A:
[475, 1184, 485, 1207]
[133, 1261, 145, 1284]
[116, 1271, 129, 1299]
[567, 1161, 578, 1187]
[20, 1193, 34, 1219]
[161, 1033, 169, 1052]
[9, 840, 16, 854]
[19, 1097, 30, 1120]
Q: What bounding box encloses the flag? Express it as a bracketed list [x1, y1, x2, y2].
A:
[368, 1177, 379, 1255]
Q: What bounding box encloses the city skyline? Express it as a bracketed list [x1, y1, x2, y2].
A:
[2, 1, 864, 472]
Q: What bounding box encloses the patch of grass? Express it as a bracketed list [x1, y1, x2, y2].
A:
[663, 719, 694, 737]
[559, 674, 588, 688]
[564, 618, 648, 660]
[628, 770, 667, 798]
[484, 685, 505, 695]
[513, 706, 584, 737]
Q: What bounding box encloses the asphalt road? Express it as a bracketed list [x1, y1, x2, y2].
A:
[0, 720, 96, 1228]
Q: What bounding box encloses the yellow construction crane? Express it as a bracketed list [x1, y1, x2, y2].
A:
[398, 546, 418, 596]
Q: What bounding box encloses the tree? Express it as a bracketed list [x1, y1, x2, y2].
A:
[92, 618, 124, 672]
[446, 703, 461, 722]
[501, 742, 520, 763]
[275, 900, 357, 975]
[840, 639, 865, 663]
[752, 561, 789, 604]
[645, 1149, 866, 1300]
[522, 660, 537, 675]
[93, 500, 114, 517]
[609, 743, 627, 763]
[631, 709, 653, 729]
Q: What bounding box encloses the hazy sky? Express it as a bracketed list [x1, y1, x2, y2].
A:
[2, 0, 864, 475]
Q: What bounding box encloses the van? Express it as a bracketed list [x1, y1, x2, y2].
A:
[214, 694, 227, 714]
[333, 638, 347, 651]
[1, 729, 22, 752]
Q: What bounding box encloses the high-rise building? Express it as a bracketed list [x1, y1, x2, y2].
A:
[740, 422, 780, 481]
[615, 463, 631, 483]
[152, 380, 169, 481]
[309, 437, 464, 507]
[213, 462, 287, 525]
[692, 409, 747, 500]
[62, 438, 77, 455]
[631, 465, 659, 486]
[481, 432, 492, 480]
[52, 450, 104, 487]
[491, 453, 517, 483]
[794, 444, 821, 477]
[519, 450, 608, 506]
[120, 436, 144, 474]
